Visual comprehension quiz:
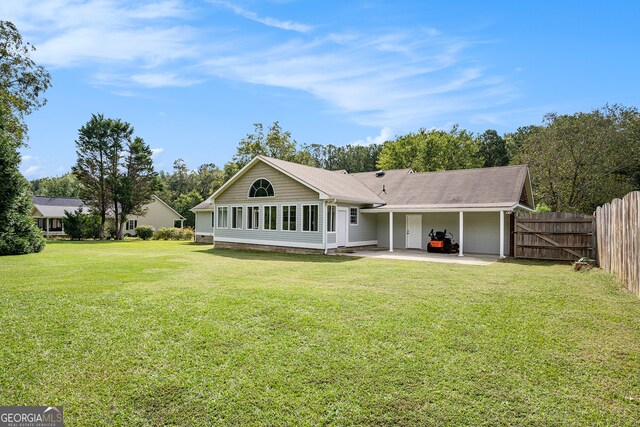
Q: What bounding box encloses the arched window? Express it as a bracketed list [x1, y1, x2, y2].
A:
[249, 179, 274, 197]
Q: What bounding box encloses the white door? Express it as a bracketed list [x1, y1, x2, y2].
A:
[406, 214, 422, 249]
[337, 209, 348, 247]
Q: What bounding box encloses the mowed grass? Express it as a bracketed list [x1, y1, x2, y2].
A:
[1, 241, 639, 426]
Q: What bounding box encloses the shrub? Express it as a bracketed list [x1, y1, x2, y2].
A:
[62, 209, 102, 240]
[135, 225, 154, 240]
[62, 209, 83, 240]
[152, 227, 194, 241]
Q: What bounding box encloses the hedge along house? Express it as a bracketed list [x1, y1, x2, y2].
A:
[192, 156, 535, 257]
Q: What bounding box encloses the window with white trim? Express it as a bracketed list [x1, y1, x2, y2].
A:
[282, 205, 296, 231]
[327, 205, 336, 232]
[126, 219, 137, 230]
[263, 206, 277, 230]
[217, 207, 228, 228]
[302, 204, 318, 232]
[231, 207, 243, 229]
[350, 207, 359, 225]
[247, 206, 260, 230]
[249, 179, 274, 198]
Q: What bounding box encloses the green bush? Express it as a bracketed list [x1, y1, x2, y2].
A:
[62, 209, 102, 240]
[135, 225, 154, 240]
[152, 227, 194, 241]
[0, 107, 45, 255]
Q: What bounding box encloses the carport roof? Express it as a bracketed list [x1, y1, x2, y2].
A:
[353, 165, 534, 211]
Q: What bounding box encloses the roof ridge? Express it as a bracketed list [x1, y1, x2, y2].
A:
[410, 164, 528, 175]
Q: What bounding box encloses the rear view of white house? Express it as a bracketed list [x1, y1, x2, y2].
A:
[192, 156, 535, 257]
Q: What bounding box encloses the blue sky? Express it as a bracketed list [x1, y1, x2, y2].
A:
[3, 1, 639, 178]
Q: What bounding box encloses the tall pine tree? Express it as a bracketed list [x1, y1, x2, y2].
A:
[0, 21, 50, 255]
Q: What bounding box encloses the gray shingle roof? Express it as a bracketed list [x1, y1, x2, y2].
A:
[32, 196, 87, 217]
[205, 156, 532, 211]
[352, 165, 531, 210]
[259, 156, 385, 204]
[191, 201, 215, 211]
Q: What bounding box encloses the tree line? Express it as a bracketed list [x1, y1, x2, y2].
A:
[31, 106, 640, 225]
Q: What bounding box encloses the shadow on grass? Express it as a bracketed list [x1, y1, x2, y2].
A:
[194, 246, 360, 263]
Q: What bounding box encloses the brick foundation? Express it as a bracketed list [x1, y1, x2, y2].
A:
[194, 234, 214, 244]
[213, 241, 377, 255]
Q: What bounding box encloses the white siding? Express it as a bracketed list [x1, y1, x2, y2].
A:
[195, 211, 214, 235]
[376, 211, 511, 255]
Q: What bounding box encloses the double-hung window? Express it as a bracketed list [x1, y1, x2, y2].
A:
[231, 206, 243, 229]
[217, 207, 228, 228]
[302, 204, 319, 232]
[263, 206, 277, 231]
[350, 208, 359, 225]
[247, 206, 260, 230]
[327, 205, 336, 232]
[282, 205, 296, 231]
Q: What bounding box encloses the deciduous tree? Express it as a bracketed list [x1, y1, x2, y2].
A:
[514, 105, 639, 213]
[377, 126, 482, 172]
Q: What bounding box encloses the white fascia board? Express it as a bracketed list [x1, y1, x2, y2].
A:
[211, 157, 263, 200]
[513, 203, 536, 213]
[360, 207, 516, 213]
[259, 157, 326, 198]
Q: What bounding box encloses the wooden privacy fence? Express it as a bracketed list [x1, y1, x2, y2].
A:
[595, 191, 640, 298]
[514, 212, 595, 261]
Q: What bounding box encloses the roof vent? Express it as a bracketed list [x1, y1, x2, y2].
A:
[375, 170, 385, 177]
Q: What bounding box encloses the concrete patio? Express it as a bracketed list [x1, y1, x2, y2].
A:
[337, 249, 497, 265]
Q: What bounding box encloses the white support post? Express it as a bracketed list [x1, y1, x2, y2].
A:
[46, 218, 49, 238]
[389, 211, 394, 252]
[499, 210, 505, 259]
[458, 211, 464, 257]
[323, 202, 328, 255]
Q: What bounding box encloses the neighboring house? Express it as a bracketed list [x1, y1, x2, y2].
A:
[32, 195, 185, 237]
[192, 156, 535, 257]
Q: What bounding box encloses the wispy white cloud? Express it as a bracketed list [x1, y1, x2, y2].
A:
[20, 155, 45, 178]
[210, 0, 314, 33]
[201, 30, 516, 127]
[0, 0, 199, 87]
[350, 127, 395, 146]
[1, 1, 518, 128]
[151, 148, 164, 158]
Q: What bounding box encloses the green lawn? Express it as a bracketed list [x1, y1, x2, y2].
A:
[1, 241, 639, 426]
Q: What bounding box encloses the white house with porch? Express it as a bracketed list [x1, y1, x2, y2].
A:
[31, 195, 185, 237]
[192, 156, 535, 258]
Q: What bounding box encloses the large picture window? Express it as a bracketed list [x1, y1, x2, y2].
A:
[249, 179, 274, 198]
[217, 207, 228, 228]
[282, 205, 296, 231]
[303, 204, 318, 232]
[247, 206, 260, 230]
[327, 205, 336, 232]
[264, 206, 277, 230]
[231, 206, 243, 229]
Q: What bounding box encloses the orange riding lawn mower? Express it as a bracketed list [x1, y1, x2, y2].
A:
[427, 229, 460, 254]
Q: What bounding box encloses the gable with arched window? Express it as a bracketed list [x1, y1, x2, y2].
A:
[249, 178, 274, 198]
